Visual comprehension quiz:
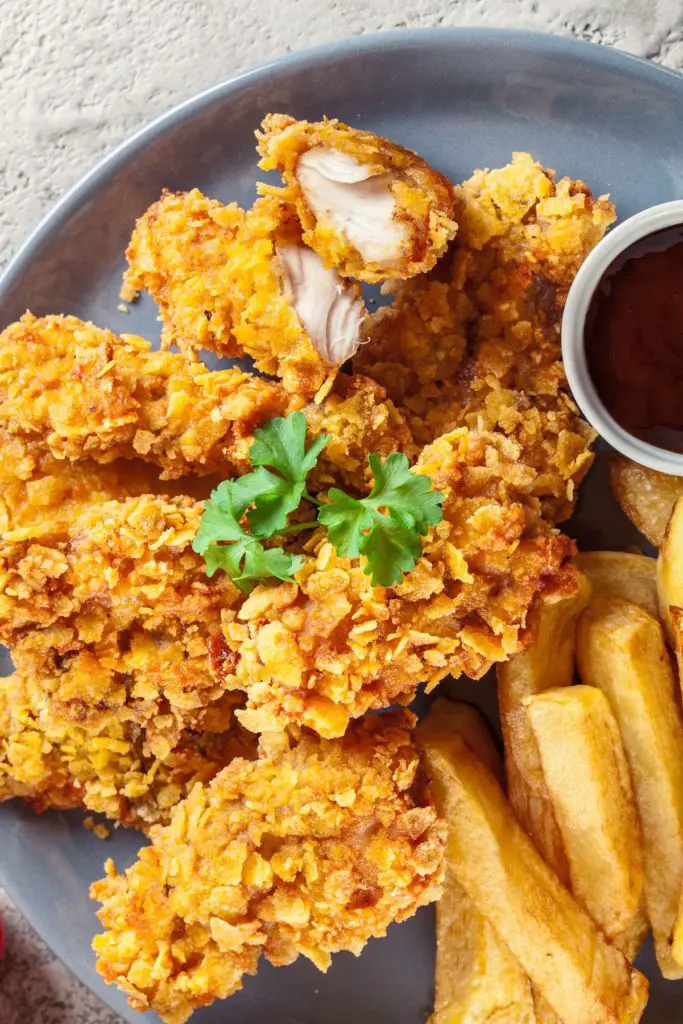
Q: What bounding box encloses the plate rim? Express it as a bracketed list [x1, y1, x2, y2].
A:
[2, 26, 683, 309]
[1, 24, 683, 1021]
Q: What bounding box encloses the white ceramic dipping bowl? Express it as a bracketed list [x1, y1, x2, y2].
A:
[562, 200, 683, 475]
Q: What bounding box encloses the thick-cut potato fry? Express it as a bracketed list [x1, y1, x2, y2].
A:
[576, 551, 658, 620]
[577, 596, 683, 979]
[609, 455, 683, 548]
[673, 887, 683, 967]
[497, 578, 591, 882]
[421, 728, 648, 1024]
[657, 496, 683, 646]
[421, 698, 503, 785]
[525, 685, 646, 958]
[420, 699, 535, 1024]
[432, 875, 536, 1024]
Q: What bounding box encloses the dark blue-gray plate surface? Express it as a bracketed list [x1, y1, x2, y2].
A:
[1, 27, 683, 1024]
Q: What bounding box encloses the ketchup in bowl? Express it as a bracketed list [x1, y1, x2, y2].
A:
[585, 226, 683, 452]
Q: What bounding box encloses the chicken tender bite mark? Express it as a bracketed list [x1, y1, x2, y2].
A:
[257, 113, 458, 283]
[91, 712, 446, 1024]
[217, 429, 577, 738]
[276, 244, 365, 364]
[0, 314, 413, 493]
[124, 189, 365, 396]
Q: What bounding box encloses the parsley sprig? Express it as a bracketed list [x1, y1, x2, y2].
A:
[193, 411, 444, 592]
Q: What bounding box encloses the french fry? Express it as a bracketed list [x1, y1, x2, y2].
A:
[609, 454, 683, 548]
[421, 698, 503, 784]
[421, 699, 535, 1024]
[576, 551, 657, 620]
[657, 495, 683, 646]
[577, 595, 683, 979]
[420, 726, 649, 1024]
[525, 685, 647, 959]
[673, 886, 683, 967]
[497, 577, 590, 883]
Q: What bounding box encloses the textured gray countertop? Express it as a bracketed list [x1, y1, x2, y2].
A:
[1, 0, 683, 1021]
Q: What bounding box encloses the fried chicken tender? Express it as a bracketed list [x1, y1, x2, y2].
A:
[0, 314, 414, 492]
[0, 430, 164, 541]
[0, 493, 241, 752]
[357, 153, 615, 522]
[217, 428, 577, 738]
[257, 114, 458, 283]
[91, 711, 446, 1024]
[123, 190, 365, 396]
[0, 671, 254, 831]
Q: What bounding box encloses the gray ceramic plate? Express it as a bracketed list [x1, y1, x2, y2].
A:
[1, 27, 683, 1024]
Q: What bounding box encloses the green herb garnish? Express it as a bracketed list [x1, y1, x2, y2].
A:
[193, 412, 443, 592]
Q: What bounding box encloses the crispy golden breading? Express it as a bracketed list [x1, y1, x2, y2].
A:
[357, 153, 615, 522]
[0, 671, 254, 831]
[0, 430, 164, 541]
[257, 114, 457, 283]
[91, 711, 446, 1024]
[124, 190, 364, 397]
[0, 314, 413, 492]
[0, 493, 240, 750]
[218, 429, 577, 738]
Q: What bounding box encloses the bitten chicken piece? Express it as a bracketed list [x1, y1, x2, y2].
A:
[256, 113, 458, 283]
[217, 428, 577, 738]
[0, 671, 254, 831]
[0, 314, 414, 492]
[0, 493, 240, 752]
[356, 153, 615, 522]
[91, 711, 446, 1024]
[123, 190, 365, 396]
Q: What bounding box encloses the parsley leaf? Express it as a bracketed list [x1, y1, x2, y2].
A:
[248, 411, 331, 533]
[193, 412, 443, 592]
[318, 453, 444, 587]
[193, 476, 305, 591]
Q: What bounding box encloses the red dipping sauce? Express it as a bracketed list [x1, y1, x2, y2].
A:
[585, 226, 683, 452]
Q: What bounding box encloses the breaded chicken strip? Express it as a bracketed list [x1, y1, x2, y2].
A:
[124, 191, 365, 396]
[91, 711, 445, 1024]
[0, 493, 238, 751]
[257, 114, 457, 283]
[356, 153, 615, 522]
[0, 671, 254, 831]
[0, 314, 414, 491]
[0, 430, 163, 541]
[217, 429, 577, 738]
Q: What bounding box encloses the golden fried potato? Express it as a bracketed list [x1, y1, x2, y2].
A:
[497, 577, 591, 882]
[575, 551, 658, 620]
[525, 685, 646, 958]
[577, 596, 683, 978]
[432, 874, 535, 1024]
[421, 727, 648, 1024]
[657, 495, 683, 646]
[673, 887, 683, 967]
[420, 698, 503, 784]
[609, 455, 683, 548]
[420, 699, 535, 1024]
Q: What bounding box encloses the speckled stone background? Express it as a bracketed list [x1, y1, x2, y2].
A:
[1, 0, 683, 1021]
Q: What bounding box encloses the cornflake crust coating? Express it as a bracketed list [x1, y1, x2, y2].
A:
[256, 113, 458, 283]
[0, 314, 414, 493]
[217, 428, 577, 738]
[124, 190, 366, 398]
[0, 493, 240, 752]
[356, 152, 616, 523]
[0, 671, 255, 831]
[91, 711, 446, 1024]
